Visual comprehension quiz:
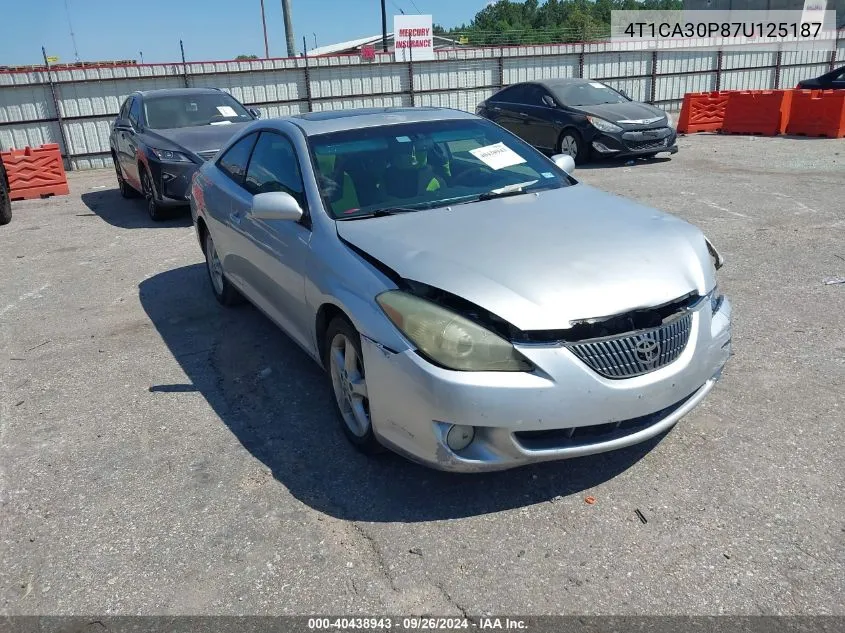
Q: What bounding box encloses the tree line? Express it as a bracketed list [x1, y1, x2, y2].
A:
[434, 0, 683, 44]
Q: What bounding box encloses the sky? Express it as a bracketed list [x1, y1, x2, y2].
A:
[0, 0, 493, 66]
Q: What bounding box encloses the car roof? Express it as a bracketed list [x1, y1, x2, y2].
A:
[532, 78, 598, 91]
[133, 88, 226, 99]
[288, 107, 477, 135]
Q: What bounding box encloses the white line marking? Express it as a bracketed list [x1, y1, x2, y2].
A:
[701, 199, 749, 219]
[0, 283, 50, 318]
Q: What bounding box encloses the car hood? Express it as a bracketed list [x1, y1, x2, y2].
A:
[145, 122, 252, 155]
[336, 184, 714, 331]
[571, 102, 667, 126]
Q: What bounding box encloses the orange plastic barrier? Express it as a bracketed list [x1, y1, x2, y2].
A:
[785, 90, 845, 139]
[0, 144, 69, 201]
[721, 90, 793, 136]
[677, 91, 731, 134]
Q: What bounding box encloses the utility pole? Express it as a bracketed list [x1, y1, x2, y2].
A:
[281, 0, 296, 57]
[260, 0, 270, 58]
[381, 0, 388, 52]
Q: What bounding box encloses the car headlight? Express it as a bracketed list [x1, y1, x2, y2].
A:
[586, 116, 623, 134]
[376, 290, 532, 372]
[665, 112, 675, 128]
[150, 148, 192, 163]
[710, 283, 725, 313]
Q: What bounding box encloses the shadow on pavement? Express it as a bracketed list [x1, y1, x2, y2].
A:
[81, 188, 191, 229]
[140, 263, 665, 523]
[576, 155, 673, 170]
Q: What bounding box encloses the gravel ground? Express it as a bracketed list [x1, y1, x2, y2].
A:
[1, 134, 843, 616]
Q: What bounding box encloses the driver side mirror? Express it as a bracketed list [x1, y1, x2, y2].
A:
[249, 107, 262, 119]
[551, 153, 575, 175]
[541, 95, 556, 108]
[251, 191, 303, 221]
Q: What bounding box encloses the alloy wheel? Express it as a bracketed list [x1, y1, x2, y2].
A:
[141, 171, 158, 219]
[205, 233, 225, 296]
[329, 333, 371, 437]
[560, 135, 579, 158]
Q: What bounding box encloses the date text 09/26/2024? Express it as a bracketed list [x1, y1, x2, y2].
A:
[307, 618, 528, 631]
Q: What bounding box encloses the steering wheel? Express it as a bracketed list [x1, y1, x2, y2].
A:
[451, 165, 493, 187]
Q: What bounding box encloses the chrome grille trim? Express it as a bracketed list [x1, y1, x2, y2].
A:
[567, 314, 692, 379]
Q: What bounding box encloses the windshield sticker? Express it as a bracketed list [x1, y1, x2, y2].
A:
[210, 120, 233, 125]
[468, 142, 526, 170]
[187, 102, 198, 112]
[216, 106, 238, 117]
[589, 82, 606, 89]
[395, 136, 411, 143]
[541, 172, 555, 178]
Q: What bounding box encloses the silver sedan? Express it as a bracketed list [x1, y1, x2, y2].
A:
[189, 107, 732, 472]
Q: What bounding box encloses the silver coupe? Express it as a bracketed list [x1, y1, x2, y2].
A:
[189, 107, 732, 472]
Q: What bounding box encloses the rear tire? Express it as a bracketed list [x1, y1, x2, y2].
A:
[325, 317, 383, 455]
[558, 129, 589, 165]
[204, 231, 242, 306]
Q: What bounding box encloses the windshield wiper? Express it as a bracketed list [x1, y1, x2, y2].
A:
[471, 180, 556, 203]
[339, 206, 422, 220]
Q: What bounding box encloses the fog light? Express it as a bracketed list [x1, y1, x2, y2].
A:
[591, 141, 619, 153]
[446, 424, 475, 451]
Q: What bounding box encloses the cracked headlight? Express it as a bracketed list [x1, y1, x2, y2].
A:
[710, 284, 725, 313]
[376, 290, 532, 372]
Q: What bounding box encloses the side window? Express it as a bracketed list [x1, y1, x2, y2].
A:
[494, 86, 526, 104]
[217, 133, 259, 185]
[118, 98, 131, 120]
[243, 132, 305, 207]
[128, 97, 142, 128]
[524, 85, 547, 107]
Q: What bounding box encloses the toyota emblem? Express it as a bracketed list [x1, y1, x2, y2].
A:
[634, 333, 660, 367]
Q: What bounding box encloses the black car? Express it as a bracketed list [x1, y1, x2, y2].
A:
[797, 64, 845, 90]
[477, 79, 677, 164]
[0, 153, 11, 226]
[110, 88, 260, 220]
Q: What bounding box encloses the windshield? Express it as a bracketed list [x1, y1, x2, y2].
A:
[554, 82, 628, 107]
[143, 93, 252, 130]
[309, 119, 572, 219]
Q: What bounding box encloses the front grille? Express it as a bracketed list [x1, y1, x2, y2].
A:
[513, 390, 696, 451]
[626, 137, 669, 151]
[567, 313, 692, 379]
[197, 149, 219, 161]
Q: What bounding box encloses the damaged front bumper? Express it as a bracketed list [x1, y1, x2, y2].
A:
[361, 298, 732, 472]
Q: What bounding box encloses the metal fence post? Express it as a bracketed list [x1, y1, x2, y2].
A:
[774, 49, 782, 89]
[650, 50, 658, 104]
[41, 47, 72, 171]
[303, 36, 313, 112]
[180, 40, 189, 88]
[408, 33, 415, 107]
[830, 30, 839, 72]
[715, 49, 723, 92]
[498, 49, 504, 88]
[578, 45, 585, 79]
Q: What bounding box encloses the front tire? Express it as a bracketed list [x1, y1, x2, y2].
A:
[114, 156, 138, 198]
[325, 317, 382, 454]
[0, 178, 11, 226]
[204, 231, 241, 306]
[558, 129, 589, 165]
[140, 167, 165, 221]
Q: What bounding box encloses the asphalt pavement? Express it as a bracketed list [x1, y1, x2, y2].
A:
[1, 134, 843, 615]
